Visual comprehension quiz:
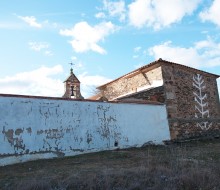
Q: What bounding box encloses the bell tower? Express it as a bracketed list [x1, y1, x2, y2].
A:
[62, 67, 84, 99]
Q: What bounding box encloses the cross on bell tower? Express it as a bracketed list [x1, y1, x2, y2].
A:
[62, 62, 84, 99]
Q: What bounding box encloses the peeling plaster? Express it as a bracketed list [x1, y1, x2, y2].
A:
[15, 128, 23, 135]
[26, 127, 32, 134]
[0, 96, 170, 166]
[2, 127, 14, 145]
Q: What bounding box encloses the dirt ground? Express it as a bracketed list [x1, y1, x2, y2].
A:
[0, 138, 220, 190]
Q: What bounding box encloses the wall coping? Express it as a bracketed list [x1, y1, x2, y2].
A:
[0, 93, 164, 106]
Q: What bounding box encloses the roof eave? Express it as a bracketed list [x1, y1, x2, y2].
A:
[97, 59, 220, 89]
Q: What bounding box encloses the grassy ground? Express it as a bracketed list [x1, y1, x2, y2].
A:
[0, 138, 220, 190]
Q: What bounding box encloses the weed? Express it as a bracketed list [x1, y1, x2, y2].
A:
[0, 139, 220, 190]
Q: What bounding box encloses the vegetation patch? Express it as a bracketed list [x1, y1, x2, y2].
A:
[0, 139, 220, 190]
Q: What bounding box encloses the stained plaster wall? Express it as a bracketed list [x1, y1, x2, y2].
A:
[101, 66, 163, 100]
[0, 95, 170, 166]
[161, 63, 220, 140]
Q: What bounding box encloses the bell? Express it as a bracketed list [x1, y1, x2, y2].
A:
[71, 86, 75, 97]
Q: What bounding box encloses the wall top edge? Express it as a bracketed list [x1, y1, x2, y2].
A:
[0, 93, 165, 106]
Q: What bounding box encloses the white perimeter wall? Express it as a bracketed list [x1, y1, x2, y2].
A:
[0, 95, 170, 166]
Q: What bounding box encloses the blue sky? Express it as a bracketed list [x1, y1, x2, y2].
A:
[0, 0, 220, 98]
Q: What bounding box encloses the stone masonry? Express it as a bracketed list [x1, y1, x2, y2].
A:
[63, 68, 84, 99]
[162, 62, 220, 139]
[97, 59, 220, 140]
[117, 86, 165, 103]
[98, 65, 163, 101]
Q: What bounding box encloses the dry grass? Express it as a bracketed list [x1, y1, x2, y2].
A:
[1, 138, 220, 190]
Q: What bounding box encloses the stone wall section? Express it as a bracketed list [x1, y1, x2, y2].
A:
[162, 63, 220, 139]
[118, 86, 165, 103]
[63, 82, 82, 99]
[102, 66, 163, 100]
[169, 120, 220, 140]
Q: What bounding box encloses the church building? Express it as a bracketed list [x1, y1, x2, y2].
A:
[92, 58, 220, 140]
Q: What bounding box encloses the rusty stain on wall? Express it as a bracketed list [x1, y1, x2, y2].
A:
[15, 128, 23, 135]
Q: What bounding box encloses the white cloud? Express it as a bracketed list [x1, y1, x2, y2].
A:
[134, 62, 145, 69]
[199, 0, 220, 27]
[18, 16, 42, 28]
[71, 56, 77, 61]
[128, 0, 201, 30]
[45, 50, 53, 56]
[72, 62, 84, 71]
[0, 22, 22, 29]
[78, 72, 112, 97]
[133, 47, 142, 59]
[102, 0, 126, 21]
[29, 41, 53, 56]
[134, 46, 141, 52]
[95, 12, 106, 19]
[29, 42, 49, 51]
[52, 22, 58, 28]
[149, 41, 201, 67]
[0, 65, 63, 97]
[148, 37, 220, 68]
[16, 15, 58, 29]
[60, 21, 117, 54]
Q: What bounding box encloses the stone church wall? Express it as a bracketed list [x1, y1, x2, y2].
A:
[0, 94, 170, 166]
[102, 66, 163, 100]
[118, 86, 165, 103]
[162, 64, 220, 140]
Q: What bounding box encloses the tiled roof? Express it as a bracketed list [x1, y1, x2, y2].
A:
[64, 73, 80, 83]
[88, 93, 102, 100]
[63, 69, 80, 83]
[97, 58, 219, 89]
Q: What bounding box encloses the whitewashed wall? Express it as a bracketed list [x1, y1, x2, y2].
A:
[0, 95, 170, 166]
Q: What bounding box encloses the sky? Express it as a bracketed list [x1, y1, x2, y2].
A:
[0, 0, 220, 98]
